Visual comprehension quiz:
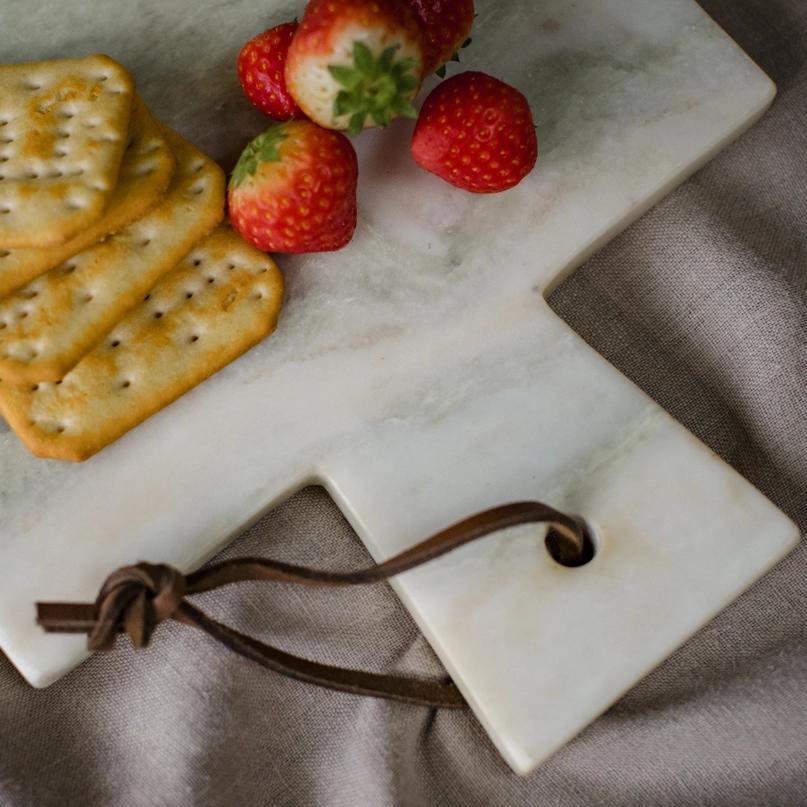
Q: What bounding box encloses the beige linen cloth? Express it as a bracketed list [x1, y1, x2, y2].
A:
[1, 0, 806, 804]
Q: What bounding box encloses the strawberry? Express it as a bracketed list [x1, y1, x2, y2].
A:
[228, 120, 358, 253]
[403, 0, 474, 76]
[237, 22, 304, 120]
[411, 71, 538, 194]
[285, 0, 425, 135]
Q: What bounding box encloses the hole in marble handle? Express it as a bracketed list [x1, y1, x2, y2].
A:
[545, 517, 596, 568]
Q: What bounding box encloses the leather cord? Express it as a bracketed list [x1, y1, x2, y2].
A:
[37, 501, 588, 708]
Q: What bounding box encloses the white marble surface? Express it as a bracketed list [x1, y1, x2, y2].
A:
[0, 0, 799, 775]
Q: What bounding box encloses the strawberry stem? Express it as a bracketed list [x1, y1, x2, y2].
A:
[329, 41, 420, 136]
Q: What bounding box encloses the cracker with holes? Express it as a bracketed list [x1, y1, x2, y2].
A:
[0, 225, 284, 461]
[0, 128, 224, 383]
[0, 95, 175, 299]
[0, 55, 135, 248]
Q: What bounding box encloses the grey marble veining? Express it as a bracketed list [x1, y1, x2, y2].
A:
[0, 0, 798, 774]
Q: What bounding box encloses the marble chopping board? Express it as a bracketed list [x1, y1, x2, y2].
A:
[0, 0, 800, 775]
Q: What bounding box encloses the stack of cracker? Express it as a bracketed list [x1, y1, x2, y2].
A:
[0, 55, 284, 461]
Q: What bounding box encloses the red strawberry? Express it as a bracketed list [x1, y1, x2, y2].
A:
[228, 120, 358, 254]
[286, 0, 425, 135]
[411, 71, 538, 194]
[404, 0, 474, 76]
[237, 22, 304, 120]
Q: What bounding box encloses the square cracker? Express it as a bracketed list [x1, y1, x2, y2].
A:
[0, 54, 134, 248]
[0, 127, 225, 384]
[0, 95, 175, 299]
[0, 225, 284, 461]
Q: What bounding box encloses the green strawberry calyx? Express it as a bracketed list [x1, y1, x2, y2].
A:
[231, 125, 289, 188]
[328, 41, 420, 136]
[435, 38, 472, 79]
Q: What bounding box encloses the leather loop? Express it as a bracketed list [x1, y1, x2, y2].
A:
[88, 563, 186, 651]
[37, 501, 589, 708]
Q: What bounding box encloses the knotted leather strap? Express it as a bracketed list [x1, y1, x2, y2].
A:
[37, 501, 588, 708]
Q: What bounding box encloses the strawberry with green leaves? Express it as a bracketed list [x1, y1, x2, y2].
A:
[404, 0, 475, 76]
[285, 0, 425, 135]
[228, 120, 358, 254]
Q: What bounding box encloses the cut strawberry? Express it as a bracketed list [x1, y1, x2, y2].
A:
[286, 0, 425, 135]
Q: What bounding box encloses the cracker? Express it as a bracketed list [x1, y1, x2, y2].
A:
[0, 95, 175, 299]
[0, 225, 284, 461]
[0, 128, 225, 383]
[0, 54, 135, 248]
